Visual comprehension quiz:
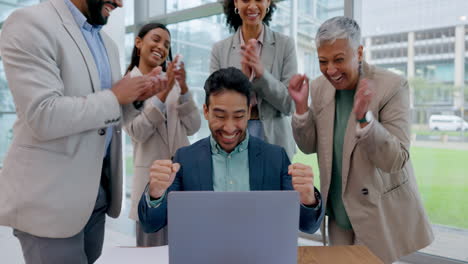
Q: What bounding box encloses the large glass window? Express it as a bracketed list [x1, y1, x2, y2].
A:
[124, 0, 134, 26]
[465, 58, 468, 84]
[415, 61, 454, 83]
[166, 0, 218, 13]
[167, 14, 230, 143]
[0, 58, 16, 167]
[270, 1, 291, 36]
[377, 63, 407, 77]
[168, 15, 230, 90]
[0, 112, 15, 167]
[0, 0, 37, 23]
[362, 0, 468, 262]
[0, 1, 40, 167]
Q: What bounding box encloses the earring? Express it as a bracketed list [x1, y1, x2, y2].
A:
[266, 7, 270, 13]
[234, 7, 239, 14]
[136, 49, 140, 57]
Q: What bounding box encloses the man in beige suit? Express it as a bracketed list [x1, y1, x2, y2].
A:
[0, 0, 165, 263]
[289, 17, 434, 263]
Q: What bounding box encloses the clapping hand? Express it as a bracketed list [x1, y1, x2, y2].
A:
[173, 55, 188, 94]
[111, 74, 154, 105]
[353, 78, 374, 125]
[136, 66, 170, 102]
[240, 39, 264, 79]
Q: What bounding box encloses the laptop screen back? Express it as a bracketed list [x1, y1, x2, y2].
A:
[168, 191, 300, 264]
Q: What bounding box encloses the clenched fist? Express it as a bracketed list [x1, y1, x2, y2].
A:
[148, 160, 180, 199]
[288, 163, 318, 207]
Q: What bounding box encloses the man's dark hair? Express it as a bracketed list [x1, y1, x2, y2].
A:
[223, 0, 277, 32]
[204, 67, 251, 107]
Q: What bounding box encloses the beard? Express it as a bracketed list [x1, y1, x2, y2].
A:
[86, 0, 116, 26]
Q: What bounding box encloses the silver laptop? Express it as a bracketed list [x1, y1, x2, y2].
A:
[167, 191, 300, 264]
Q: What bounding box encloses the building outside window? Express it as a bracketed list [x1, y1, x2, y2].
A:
[362, 0, 468, 262]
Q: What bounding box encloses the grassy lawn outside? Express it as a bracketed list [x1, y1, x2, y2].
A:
[292, 147, 468, 230]
[125, 156, 134, 178]
[412, 128, 467, 137]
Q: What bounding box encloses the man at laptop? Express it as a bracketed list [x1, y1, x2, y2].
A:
[138, 67, 325, 236]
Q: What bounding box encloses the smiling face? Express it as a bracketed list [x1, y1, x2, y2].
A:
[234, 0, 271, 27]
[203, 89, 251, 153]
[317, 39, 363, 90]
[85, 0, 122, 25]
[135, 28, 171, 69]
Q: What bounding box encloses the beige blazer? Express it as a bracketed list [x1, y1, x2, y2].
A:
[124, 67, 201, 221]
[292, 62, 434, 263]
[210, 26, 297, 159]
[0, 0, 137, 238]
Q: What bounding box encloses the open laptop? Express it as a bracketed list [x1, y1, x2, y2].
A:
[167, 191, 300, 264]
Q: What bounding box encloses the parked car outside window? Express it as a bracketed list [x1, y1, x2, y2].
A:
[429, 115, 468, 131]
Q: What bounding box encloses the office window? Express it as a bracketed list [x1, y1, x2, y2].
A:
[371, 33, 406, 46]
[166, 0, 218, 13]
[379, 63, 407, 77]
[298, 0, 314, 16]
[303, 51, 314, 78]
[415, 43, 452, 56]
[0, 58, 16, 167]
[465, 58, 468, 83]
[362, 0, 468, 262]
[270, 0, 292, 36]
[167, 14, 230, 144]
[124, 0, 134, 26]
[371, 48, 407, 60]
[0, 0, 37, 22]
[168, 15, 230, 89]
[415, 27, 456, 41]
[0, 1, 40, 167]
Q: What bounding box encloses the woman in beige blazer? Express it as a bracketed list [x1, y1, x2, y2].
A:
[123, 23, 201, 247]
[289, 17, 433, 263]
[210, 0, 297, 159]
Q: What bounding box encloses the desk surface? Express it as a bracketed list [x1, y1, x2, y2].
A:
[298, 246, 383, 264]
[98, 245, 383, 264]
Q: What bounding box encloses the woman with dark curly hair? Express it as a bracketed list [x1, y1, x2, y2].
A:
[210, 0, 297, 160]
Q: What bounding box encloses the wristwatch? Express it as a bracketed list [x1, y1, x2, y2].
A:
[357, 111, 373, 123]
[133, 100, 144, 110]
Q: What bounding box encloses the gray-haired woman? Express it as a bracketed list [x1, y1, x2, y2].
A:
[289, 16, 434, 263]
